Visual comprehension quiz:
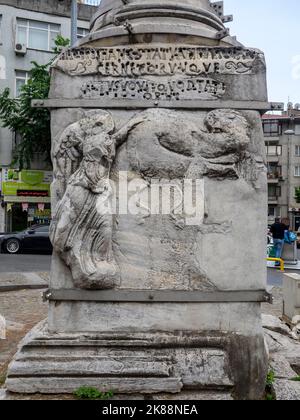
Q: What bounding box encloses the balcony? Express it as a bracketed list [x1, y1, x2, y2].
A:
[267, 171, 283, 183]
[264, 136, 280, 142]
[268, 196, 279, 204]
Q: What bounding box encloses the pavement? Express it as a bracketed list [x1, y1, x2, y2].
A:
[0, 288, 48, 387]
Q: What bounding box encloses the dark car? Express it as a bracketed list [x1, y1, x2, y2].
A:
[0, 224, 53, 254]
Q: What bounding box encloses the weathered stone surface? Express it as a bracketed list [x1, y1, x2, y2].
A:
[48, 302, 264, 334]
[262, 314, 291, 337]
[152, 392, 233, 400]
[49, 108, 266, 293]
[264, 329, 300, 358]
[270, 356, 299, 380]
[0, 389, 7, 400]
[6, 322, 235, 395]
[264, 329, 300, 378]
[273, 380, 300, 401]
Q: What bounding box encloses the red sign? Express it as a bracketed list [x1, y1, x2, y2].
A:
[17, 190, 49, 197]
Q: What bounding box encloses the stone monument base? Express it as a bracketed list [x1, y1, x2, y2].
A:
[6, 321, 267, 400]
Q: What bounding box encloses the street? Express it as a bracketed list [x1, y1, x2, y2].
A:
[0, 253, 286, 286]
[0, 254, 51, 273]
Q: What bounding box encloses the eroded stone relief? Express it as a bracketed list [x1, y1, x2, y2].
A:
[50, 111, 146, 290]
[50, 108, 263, 290]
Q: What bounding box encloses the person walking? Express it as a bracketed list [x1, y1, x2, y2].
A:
[270, 218, 288, 264]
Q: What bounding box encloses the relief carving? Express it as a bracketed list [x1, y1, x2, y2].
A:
[50, 111, 145, 290]
[51, 108, 259, 290]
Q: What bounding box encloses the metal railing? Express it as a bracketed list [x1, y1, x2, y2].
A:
[266, 258, 285, 272]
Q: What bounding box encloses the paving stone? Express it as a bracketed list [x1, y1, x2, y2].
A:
[273, 380, 300, 401]
[270, 356, 298, 379]
[262, 314, 291, 337]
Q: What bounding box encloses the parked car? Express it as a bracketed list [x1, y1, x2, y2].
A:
[0, 224, 53, 254]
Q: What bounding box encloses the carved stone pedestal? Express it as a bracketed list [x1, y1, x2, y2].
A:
[6, 318, 267, 400]
[6, 0, 271, 400]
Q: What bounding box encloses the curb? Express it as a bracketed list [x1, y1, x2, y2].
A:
[0, 284, 48, 293]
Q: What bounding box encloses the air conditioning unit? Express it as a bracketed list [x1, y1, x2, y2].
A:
[15, 43, 27, 55]
[282, 273, 300, 325]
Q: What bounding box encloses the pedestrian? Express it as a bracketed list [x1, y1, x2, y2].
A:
[270, 218, 288, 265]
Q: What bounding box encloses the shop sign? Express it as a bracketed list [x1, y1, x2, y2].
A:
[1, 169, 52, 197]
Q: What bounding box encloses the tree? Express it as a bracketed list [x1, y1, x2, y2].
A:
[295, 187, 300, 204]
[0, 35, 70, 169]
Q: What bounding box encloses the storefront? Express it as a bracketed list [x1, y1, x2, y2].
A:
[1, 169, 52, 232]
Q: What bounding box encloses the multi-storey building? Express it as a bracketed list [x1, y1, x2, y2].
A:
[0, 0, 99, 232]
[264, 104, 300, 230]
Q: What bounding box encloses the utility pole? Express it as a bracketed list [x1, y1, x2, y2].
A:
[71, 0, 78, 46]
[285, 129, 295, 226]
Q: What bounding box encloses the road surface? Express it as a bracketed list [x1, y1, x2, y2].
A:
[0, 253, 286, 286]
[0, 254, 51, 273]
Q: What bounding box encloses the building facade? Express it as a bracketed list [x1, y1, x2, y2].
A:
[264, 104, 300, 230]
[0, 0, 99, 232]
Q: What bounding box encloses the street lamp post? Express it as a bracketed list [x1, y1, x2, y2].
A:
[284, 129, 295, 226]
[71, 0, 78, 47]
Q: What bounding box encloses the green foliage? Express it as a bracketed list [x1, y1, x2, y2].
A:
[74, 387, 114, 400]
[265, 393, 276, 401]
[265, 370, 276, 401]
[295, 188, 300, 204]
[53, 34, 70, 55]
[291, 376, 300, 382]
[0, 35, 70, 169]
[266, 370, 275, 387]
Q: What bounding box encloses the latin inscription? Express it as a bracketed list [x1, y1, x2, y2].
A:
[55, 46, 259, 77]
[80, 78, 226, 101]
[53, 45, 264, 102]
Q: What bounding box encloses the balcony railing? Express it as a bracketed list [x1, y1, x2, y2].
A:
[267, 171, 282, 181]
[268, 196, 280, 202]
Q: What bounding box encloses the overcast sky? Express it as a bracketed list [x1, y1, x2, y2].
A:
[96, 0, 299, 106]
[225, 0, 300, 106]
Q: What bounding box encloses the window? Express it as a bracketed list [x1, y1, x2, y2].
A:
[296, 146, 300, 157]
[15, 70, 29, 97]
[265, 145, 282, 156]
[267, 163, 282, 179]
[295, 125, 300, 136]
[268, 206, 281, 218]
[263, 121, 282, 137]
[295, 166, 300, 177]
[16, 19, 60, 51]
[268, 185, 281, 198]
[77, 27, 88, 39]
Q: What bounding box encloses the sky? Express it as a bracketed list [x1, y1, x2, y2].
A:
[96, 0, 299, 106]
[224, 0, 300, 106]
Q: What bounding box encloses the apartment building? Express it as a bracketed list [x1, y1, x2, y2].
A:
[0, 0, 99, 232]
[264, 104, 300, 230]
